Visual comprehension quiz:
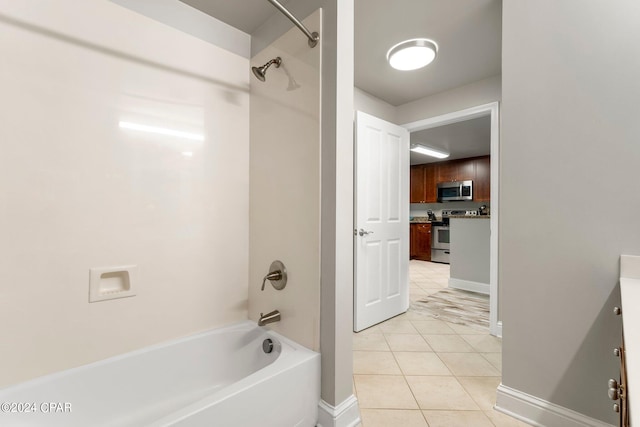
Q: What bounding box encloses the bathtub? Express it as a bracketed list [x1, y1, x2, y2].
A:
[0, 321, 320, 426]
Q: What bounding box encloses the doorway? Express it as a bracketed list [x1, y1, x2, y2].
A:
[403, 102, 500, 337]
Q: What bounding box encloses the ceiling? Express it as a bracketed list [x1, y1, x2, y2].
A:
[180, 0, 499, 159]
[355, 0, 502, 106]
[410, 116, 490, 165]
[180, 0, 502, 107]
[180, 0, 290, 34]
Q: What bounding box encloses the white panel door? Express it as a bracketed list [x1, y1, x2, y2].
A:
[354, 111, 409, 332]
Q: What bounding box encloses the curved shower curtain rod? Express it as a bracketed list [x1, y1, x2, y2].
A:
[266, 0, 320, 48]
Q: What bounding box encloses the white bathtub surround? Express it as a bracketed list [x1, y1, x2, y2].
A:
[0, 0, 249, 388]
[620, 255, 640, 427]
[317, 395, 361, 427]
[0, 321, 320, 427]
[249, 10, 322, 351]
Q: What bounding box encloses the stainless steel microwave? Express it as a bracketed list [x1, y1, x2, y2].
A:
[437, 180, 473, 202]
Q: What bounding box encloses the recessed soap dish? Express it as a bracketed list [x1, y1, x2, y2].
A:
[89, 265, 137, 302]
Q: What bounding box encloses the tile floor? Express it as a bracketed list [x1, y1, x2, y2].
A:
[353, 260, 530, 427]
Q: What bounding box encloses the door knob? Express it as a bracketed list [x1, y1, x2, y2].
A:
[358, 229, 374, 236]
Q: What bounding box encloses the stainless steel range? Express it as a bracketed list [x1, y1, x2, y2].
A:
[431, 209, 479, 264]
[431, 223, 450, 263]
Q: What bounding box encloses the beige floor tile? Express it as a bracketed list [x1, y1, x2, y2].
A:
[411, 319, 456, 334]
[355, 324, 383, 336]
[447, 322, 490, 335]
[353, 351, 401, 375]
[394, 352, 451, 375]
[352, 261, 513, 422]
[482, 352, 502, 372]
[404, 309, 439, 320]
[422, 410, 494, 427]
[421, 288, 444, 295]
[438, 353, 501, 376]
[484, 409, 533, 426]
[353, 334, 390, 351]
[410, 294, 428, 304]
[380, 320, 418, 334]
[405, 376, 479, 410]
[460, 334, 502, 353]
[417, 281, 446, 290]
[353, 375, 418, 409]
[412, 290, 431, 297]
[457, 376, 501, 410]
[385, 334, 432, 352]
[423, 334, 475, 352]
[360, 409, 428, 427]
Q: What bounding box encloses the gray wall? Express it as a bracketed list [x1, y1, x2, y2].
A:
[450, 218, 490, 285]
[354, 87, 397, 124]
[396, 74, 501, 125]
[501, 0, 640, 423]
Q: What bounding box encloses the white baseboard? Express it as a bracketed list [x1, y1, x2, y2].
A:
[492, 320, 502, 338]
[449, 277, 489, 295]
[495, 384, 615, 427]
[316, 395, 361, 427]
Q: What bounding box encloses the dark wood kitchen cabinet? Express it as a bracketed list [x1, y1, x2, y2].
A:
[436, 158, 475, 183]
[474, 156, 490, 202]
[410, 156, 490, 203]
[410, 164, 437, 203]
[410, 223, 431, 261]
[410, 166, 426, 203]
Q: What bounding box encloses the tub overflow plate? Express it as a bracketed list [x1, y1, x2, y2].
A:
[262, 338, 274, 354]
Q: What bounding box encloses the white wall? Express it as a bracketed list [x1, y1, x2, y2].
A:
[500, 0, 640, 424]
[354, 87, 397, 124]
[0, 0, 250, 388]
[249, 10, 321, 351]
[396, 74, 501, 125]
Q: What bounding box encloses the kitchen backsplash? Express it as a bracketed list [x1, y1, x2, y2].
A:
[410, 202, 490, 218]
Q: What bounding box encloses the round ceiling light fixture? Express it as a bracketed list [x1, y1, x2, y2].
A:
[387, 38, 438, 71]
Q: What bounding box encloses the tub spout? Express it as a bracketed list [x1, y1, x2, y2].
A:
[258, 310, 281, 326]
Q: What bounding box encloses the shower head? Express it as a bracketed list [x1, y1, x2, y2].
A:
[252, 57, 282, 82]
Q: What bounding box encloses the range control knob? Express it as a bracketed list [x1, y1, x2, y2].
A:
[608, 379, 618, 389]
[614, 307, 622, 316]
[614, 348, 621, 357]
[614, 403, 620, 413]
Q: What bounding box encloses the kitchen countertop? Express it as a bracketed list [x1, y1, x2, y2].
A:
[410, 217, 435, 223]
[411, 216, 491, 223]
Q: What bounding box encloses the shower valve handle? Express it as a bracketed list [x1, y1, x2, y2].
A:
[262, 271, 282, 291]
[261, 260, 288, 291]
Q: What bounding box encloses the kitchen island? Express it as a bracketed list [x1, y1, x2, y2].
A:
[449, 216, 490, 294]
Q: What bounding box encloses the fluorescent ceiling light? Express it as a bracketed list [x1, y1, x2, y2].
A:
[387, 38, 438, 71]
[119, 121, 204, 142]
[410, 144, 449, 159]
